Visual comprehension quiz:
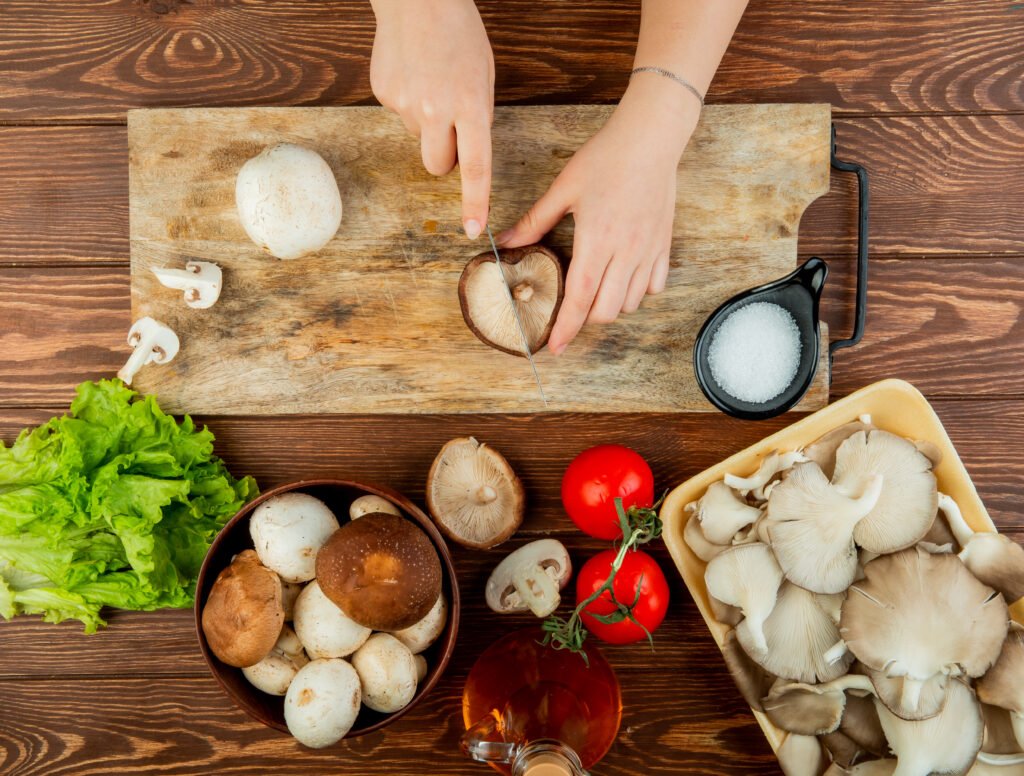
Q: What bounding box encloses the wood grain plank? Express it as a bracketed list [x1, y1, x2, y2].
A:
[0, 1, 1020, 120]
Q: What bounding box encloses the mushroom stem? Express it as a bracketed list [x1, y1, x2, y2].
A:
[474, 485, 498, 505]
[512, 282, 534, 302]
[900, 677, 924, 714]
[977, 751, 1024, 766]
[118, 338, 155, 386]
[117, 318, 179, 385]
[938, 492, 975, 547]
[824, 640, 849, 666]
[511, 561, 562, 617]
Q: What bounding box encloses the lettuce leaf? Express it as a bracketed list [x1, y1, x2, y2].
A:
[0, 379, 257, 632]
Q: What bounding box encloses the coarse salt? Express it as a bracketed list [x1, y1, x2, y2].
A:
[708, 302, 802, 404]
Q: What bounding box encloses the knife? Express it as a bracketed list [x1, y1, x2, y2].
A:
[485, 225, 549, 406]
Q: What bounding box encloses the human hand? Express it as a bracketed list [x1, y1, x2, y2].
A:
[498, 77, 700, 355]
[370, 0, 495, 239]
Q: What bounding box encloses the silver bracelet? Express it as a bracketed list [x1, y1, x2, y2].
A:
[630, 66, 705, 108]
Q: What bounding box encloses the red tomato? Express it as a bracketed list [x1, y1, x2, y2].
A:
[561, 445, 654, 540]
[576, 549, 669, 645]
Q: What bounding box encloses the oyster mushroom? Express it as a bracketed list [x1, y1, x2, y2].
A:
[458, 244, 564, 356]
[861, 664, 950, 722]
[725, 450, 807, 501]
[704, 542, 784, 654]
[316, 512, 442, 631]
[940, 493, 1024, 603]
[766, 462, 884, 594]
[485, 539, 572, 617]
[682, 511, 730, 562]
[284, 658, 361, 748]
[292, 580, 370, 659]
[351, 633, 418, 714]
[686, 481, 762, 545]
[823, 762, 896, 776]
[389, 593, 448, 654]
[841, 547, 1008, 719]
[737, 581, 853, 684]
[980, 702, 1022, 755]
[201, 549, 284, 668]
[831, 430, 938, 554]
[762, 673, 875, 736]
[349, 494, 400, 521]
[721, 628, 777, 712]
[426, 437, 524, 549]
[801, 418, 874, 479]
[249, 492, 340, 583]
[840, 688, 890, 758]
[708, 594, 743, 627]
[777, 733, 827, 776]
[976, 623, 1024, 751]
[152, 260, 222, 309]
[242, 624, 309, 696]
[117, 317, 179, 386]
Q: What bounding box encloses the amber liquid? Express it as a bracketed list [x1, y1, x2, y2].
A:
[462, 628, 622, 773]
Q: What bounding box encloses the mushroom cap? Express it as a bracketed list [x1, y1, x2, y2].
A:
[737, 581, 854, 684]
[875, 678, 983, 776]
[235, 143, 342, 261]
[721, 627, 777, 712]
[960, 532, 1024, 603]
[242, 624, 309, 696]
[976, 623, 1024, 714]
[762, 680, 849, 736]
[151, 261, 222, 309]
[839, 688, 890, 758]
[458, 244, 564, 356]
[841, 547, 1008, 687]
[682, 509, 730, 562]
[351, 633, 418, 714]
[704, 543, 784, 654]
[689, 480, 763, 545]
[292, 580, 371, 659]
[426, 437, 524, 549]
[281, 581, 303, 621]
[766, 462, 883, 594]
[413, 654, 428, 683]
[389, 593, 448, 654]
[981, 702, 1022, 755]
[349, 494, 401, 521]
[249, 492, 340, 583]
[802, 419, 875, 480]
[777, 733, 826, 776]
[708, 594, 744, 627]
[725, 450, 807, 501]
[284, 658, 361, 748]
[862, 663, 950, 721]
[485, 539, 571, 615]
[201, 549, 284, 668]
[832, 430, 938, 554]
[316, 512, 442, 631]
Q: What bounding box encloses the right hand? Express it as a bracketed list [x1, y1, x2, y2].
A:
[370, 0, 495, 239]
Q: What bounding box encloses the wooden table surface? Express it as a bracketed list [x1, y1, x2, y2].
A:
[0, 2, 1021, 774]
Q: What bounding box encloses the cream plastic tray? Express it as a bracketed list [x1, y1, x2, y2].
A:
[660, 378, 1020, 757]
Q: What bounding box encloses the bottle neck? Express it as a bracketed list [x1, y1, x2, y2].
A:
[513, 741, 589, 776]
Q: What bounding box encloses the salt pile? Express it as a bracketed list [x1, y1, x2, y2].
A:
[708, 302, 802, 404]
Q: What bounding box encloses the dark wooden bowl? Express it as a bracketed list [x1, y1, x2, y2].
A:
[194, 479, 461, 739]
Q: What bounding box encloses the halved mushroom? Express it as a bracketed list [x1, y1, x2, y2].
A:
[721, 628, 777, 712]
[737, 581, 853, 684]
[485, 539, 571, 617]
[766, 462, 884, 594]
[152, 260, 222, 309]
[201, 549, 284, 668]
[316, 512, 442, 631]
[389, 593, 448, 654]
[704, 543, 784, 654]
[117, 317, 180, 385]
[686, 481, 763, 545]
[802, 418, 874, 480]
[351, 633, 419, 714]
[725, 450, 807, 501]
[682, 511, 730, 562]
[242, 625, 309, 696]
[777, 733, 826, 776]
[458, 244, 564, 356]
[426, 437, 524, 549]
[761, 673, 875, 736]
[976, 623, 1024, 752]
[841, 547, 1008, 719]
[875, 678, 984, 776]
[349, 494, 400, 521]
[284, 658, 361, 749]
[292, 580, 371, 659]
[832, 430, 938, 554]
[250, 492, 341, 583]
[940, 494, 1024, 603]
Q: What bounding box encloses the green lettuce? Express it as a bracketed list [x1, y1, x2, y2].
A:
[0, 379, 257, 632]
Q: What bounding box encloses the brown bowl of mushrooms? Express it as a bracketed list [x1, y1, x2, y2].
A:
[661, 379, 1024, 774]
[194, 479, 460, 748]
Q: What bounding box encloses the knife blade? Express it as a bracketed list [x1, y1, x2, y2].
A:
[485, 226, 548, 406]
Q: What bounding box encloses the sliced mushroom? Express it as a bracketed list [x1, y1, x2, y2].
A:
[725, 450, 807, 501]
[117, 317, 180, 385]
[832, 430, 938, 554]
[802, 419, 874, 480]
[284, 658, 361, 748]
[201, 549, 284, 668]
[704, 543, 784, 654]
[458, 244, 564, 356]
[292, 579, 371, 659]
[841, 547, 1008, 719]
[682, 511, 730, 562]
[426, 437, 525, 549]
[875, 678, 983, 776]
[152, 261, 222, 309]
[976, 623, 1024, 751]
[250, 492, 340, 583]
[721, 628, 777, 712]
[687, 481, 763, 545]
[242, 625, 309, 696]
[737, 581, 853, 684]
[389, 593, 448, 654]
[316, 512, 442, 631]
[777, 733, 826, 776]
[351, 633, 418, 714]
[766, 462, 884, 594]
[761, 673, 875, 736]
[485, 539, 571, 617]
[349, 494, 400, 520]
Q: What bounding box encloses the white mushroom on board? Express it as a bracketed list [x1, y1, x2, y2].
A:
[292, 580, 370, 659]
[249, 492, 341, 583]
[704, 543, 784, 654]
[151, 261, 222, 309]
[284, 658, 361, 749]
[117, 317, 180, 386]
[351, 633, 418, 714]
[349, 494, 400, 520]
[485, 539, 572, 618]
[242, 624, 309, 696]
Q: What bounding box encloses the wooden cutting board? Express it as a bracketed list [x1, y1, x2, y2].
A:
[128, 104, 831, 415]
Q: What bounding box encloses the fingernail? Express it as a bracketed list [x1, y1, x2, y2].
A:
[464, 219, 482, 240]
[495, 229, 512, 246]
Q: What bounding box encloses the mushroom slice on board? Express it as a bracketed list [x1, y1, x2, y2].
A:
[117, 317, 180, 385]
[485, 539, 572, 617]
[725, 450, 807, 501]
[777, 733, 827, 776]
[704, 542, 784, 654]
[458, 244, 564, 356]
[152, 260, 222, 309]
[426, 437, 525, 549]
[801, 418, 874, 480]
[737, 581, 854, 684]
[766, 462, 884, 594]
[761, 673, 875, 736]
[721, 628, 777, 712]
[841, 547, 1008, 718]
[862, 664, 950, 722]
[682, 510, 730, 562]
[875, 678, 984, 776]
[976, 622, 1024, 752]
[686, 481, 763, 545]
[941, 494, 1024, 603]
[832, 430, 938, 554]
[201, 549, 285, 668]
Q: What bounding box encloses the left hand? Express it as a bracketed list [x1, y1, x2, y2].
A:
[498, 76, 700, 355]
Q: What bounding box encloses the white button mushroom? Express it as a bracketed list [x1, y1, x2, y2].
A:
[242, 624, 309, 696]
[281, 580, 303, 621]
[249, 492, 340, 583]
[292, 580, 371, 659]
[389, 593, 448, 654]
[235, 143, 342, 261]
[284, 658, 362, 749]
[349, 494, 401, 521]
[351, 633, 418, 714]
[117, 317, 180, 386]
[151, 261, 222, 309]
[413, 654, 428, 683]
